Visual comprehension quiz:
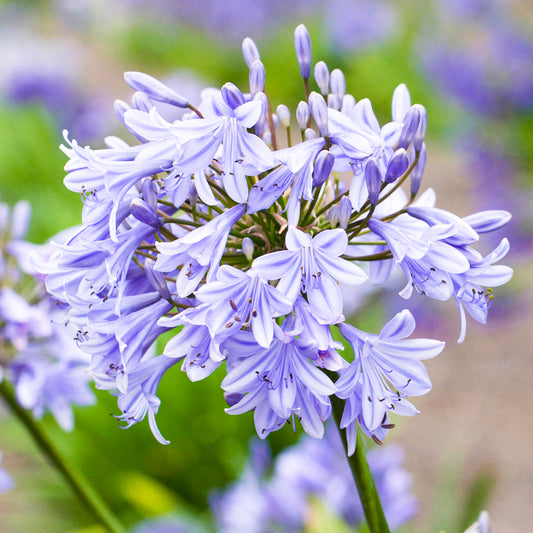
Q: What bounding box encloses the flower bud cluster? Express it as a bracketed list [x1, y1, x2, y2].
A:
[44, 25, 512, 448]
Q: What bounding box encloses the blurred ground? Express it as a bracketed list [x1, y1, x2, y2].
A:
[392, 147, 533, 533]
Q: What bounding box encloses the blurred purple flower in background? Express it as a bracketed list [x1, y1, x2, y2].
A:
[0, 198, 95, 430]
[325, 0, 397, 52]
[211, 427, 417, 532]
[418, 1, 533, 115]
[0, 6, 113, 142]
[114, 0, 322, 43]
[0, 452, 15, 493]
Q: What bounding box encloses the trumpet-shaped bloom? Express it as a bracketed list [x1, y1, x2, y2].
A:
[155, 204, 245, 296]
[253, 227, 367, 324]
[451, 238, 513, 342]
[222, 324, 336, 438]
[336, 310, 444, 433]
[368, 217, 471, 301]
[116, 355, 178, 444]
[181, 266, 292, 348]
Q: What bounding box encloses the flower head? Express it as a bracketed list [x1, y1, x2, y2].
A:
[40, 24, 511, 449]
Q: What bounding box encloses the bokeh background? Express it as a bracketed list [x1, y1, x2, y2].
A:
[0, 0, 532, 531]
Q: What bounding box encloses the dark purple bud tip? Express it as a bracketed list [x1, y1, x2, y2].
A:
[385, 148, 409, 183]
[224, 392, 244, 407]
[397, 105, 421, 150]
[124, 71, 189, 108]
[130, 198, 161, 228]
[294, 24, 312, 79]
[221, 82, 246, 110]
[313, 150, 335, 187]
[365, 158, 382, 205]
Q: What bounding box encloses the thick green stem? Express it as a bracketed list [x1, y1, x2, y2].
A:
[330, 394, 391, 533]
[0, 379, 127, 533]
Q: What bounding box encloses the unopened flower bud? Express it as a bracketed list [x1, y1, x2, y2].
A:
[262, 131, 272, 146]
[325, 180, 336, 205]
[294, 24, 312, 79]
[313, 150, 335, 187]
[249, 60, 265, 96]
[410, 143, 426, 196]
[305, 128, 318, 140]
[314, 61, 329, 95]
[130, 198, 161, 228]
[221, 82, 246, 110]
[391, 83, 411, 122]
[341, 94, 356, 115]
[144, 259, 171, 300]
[308, 91, 329, 137]
[242, 37, 260, 68]
[124, 71, 189, 108]
[132, 91, 152, 112]
[413, 104, 427, 152]
[397, 105, 421, 150]
[253, 91, 268, 119]
[365, 158, 382, 205]
[327, 94, 339, 109]
[276, 104, 290, 128]
[338, 196, 352, 229]
[327, 205, 339, 225]
[142, 178, 158, 208]
[114, 99, 130, 123]
[330, 69, 346, 103]
[242, 237, 254, 261]
[296, 101, 310, 130]
[385, 148, 409, 183]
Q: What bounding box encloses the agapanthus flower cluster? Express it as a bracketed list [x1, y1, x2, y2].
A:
[0, 198, 95, 430]
[211, 429, 417, 532]
[44, 24, 512, 450]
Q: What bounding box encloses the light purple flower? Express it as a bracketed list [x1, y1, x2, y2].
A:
[181, 265, 292, 348]
[116, 355, 178, 445]
[155, 204, 245, 296]
[212, 428, 417, 532]
[337, 310, 444, 436]
[368, 216, 471, 301]
[253, 227, 367, 324]
[222, 323, 336, 438]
